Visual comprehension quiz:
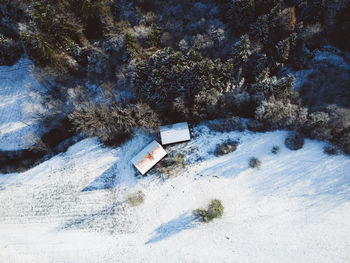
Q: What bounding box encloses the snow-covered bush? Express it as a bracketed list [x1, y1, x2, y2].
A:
[193, 199, 224, 222]
[249, 157, 261, 168]
[303, 111, 332, 141]
[208, 117, 246, 133]
[323, 144, 339, 156]
[285, 132, 304, 151]
[255, 98, 308, 130]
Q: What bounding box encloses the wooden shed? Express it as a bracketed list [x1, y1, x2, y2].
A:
[160, 122, 191, 145]
[131, 140, 167, 175]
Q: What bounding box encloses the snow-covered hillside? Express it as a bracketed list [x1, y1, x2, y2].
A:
[1, 126, 350, 263]
[0, 58, 42, 150]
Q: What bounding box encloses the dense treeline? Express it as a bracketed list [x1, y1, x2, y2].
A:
[0, 0, 349, 154]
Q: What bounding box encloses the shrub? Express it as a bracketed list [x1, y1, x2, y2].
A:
[271, 145, 280, 154]
[193, 199, 224, 222]
[68, 102, 134, 146]
[285, 131, 304, 150]
[208, 117, 245, 132]
[323, 144, 339, 155]
[249, 157, 261, 168]
[127, 191, 145, 206]
[214, 139, 239, 156]
[255, 98, 308, 130]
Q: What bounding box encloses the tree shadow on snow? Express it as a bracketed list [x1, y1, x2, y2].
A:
[82, 134, 153, 192]
[145, 212, 197, 245]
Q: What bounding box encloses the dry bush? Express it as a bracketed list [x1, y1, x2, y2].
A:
[127, 191, 145, 206]
[153, 152, 186, 178]
[214, 139, 240, 156]
[69, 102, 134, 145]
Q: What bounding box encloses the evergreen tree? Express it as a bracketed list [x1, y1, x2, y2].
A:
[150, 23, 161, 47]
[273, 74, 295, 99]
[233, 34, 251, 65]
[276, 38, 290, 63]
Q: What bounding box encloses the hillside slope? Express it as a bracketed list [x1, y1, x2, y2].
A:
[1, 127, 350, 262]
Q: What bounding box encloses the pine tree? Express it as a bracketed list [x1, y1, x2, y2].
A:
[233, 34, 251, 65]
[150, 23, 161, 47]
[257, 67, 271, 83]
[273, 74, 295, 99]
[276, 38, 290, 63]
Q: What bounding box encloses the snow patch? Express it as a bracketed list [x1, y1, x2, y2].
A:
[0, 58, 44, 150]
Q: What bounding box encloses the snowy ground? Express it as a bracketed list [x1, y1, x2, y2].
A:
[1, 126, 350, 263]
[0, 58, 42, 150]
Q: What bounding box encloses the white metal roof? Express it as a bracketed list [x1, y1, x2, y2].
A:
[131, 140, 167, 175]
[160, 122, 191, 145]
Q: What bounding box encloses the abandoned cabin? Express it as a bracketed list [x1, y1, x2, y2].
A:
[131, 122, 191, 175]
[131, 140, 167, 175]
[160, 122, 191, 145]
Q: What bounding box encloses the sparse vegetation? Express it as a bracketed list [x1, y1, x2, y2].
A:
[249, 157, 261, 168]
[153, 152, 186, 178]
[127, 191, 145, 207]
[214, 139, 240, 156]
[173, 153, 185, 167]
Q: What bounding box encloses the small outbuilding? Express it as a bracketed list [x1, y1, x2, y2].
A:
[160, 122, 191, 145]
[131, 140, 167, 175]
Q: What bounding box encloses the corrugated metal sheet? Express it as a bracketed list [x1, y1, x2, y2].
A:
[131, 140, 167, 175]
[160, 122, 191, 145]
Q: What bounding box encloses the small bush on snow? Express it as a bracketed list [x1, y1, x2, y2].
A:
[249, 157, 261, 168]
[271, 145, 280, 154]
[193, 199, 224, 222]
